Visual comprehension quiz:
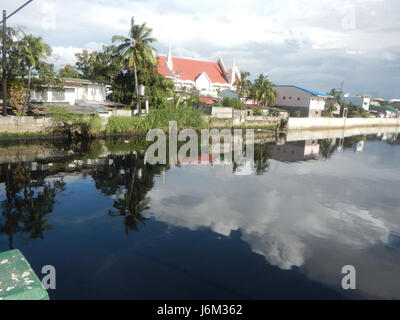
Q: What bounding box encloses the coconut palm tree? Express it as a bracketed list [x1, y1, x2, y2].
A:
[250, 73, 278, 107]
[20, 34, 52, 114]
[236, 71, 251, 98]
[112, 17, 157, 115]
[249, 74, 277, 108]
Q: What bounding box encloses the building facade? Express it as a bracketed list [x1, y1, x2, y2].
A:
[157, 44, 240, 97]
[273, 85, 331, 118]
[30, 78, 110, 105]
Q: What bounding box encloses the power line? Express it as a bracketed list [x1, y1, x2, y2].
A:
[0, 0, 34, 24]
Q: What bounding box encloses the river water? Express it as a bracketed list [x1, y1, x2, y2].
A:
[0, 129, 399, 299]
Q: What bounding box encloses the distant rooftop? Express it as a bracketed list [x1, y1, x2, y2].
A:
[63, 78, 111, 85]
[274, 85, 332, 98]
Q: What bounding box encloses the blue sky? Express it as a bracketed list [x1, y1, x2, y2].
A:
[3, 0, 400, 99]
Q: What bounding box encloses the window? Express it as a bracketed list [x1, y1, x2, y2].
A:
[31, 90, 48, 101]
[52, 89, 65, 101]
[289, 97, 292, 99]
[283, 96, 286, 100]
[297, 97, 300, 101]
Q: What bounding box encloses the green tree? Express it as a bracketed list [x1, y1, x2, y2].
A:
[20, 34, 52, 112]
[324, 88, 343, 117]
[249, 74, 277, 107]
[222, 97, 244, 109]
[0, 163, 65, 249]
[236, 71, 252, 98]
[112, 16, 157, 114]
[58, 64, 80, 78]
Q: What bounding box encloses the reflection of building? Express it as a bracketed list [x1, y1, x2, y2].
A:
[355, 141, 364, 152]
[273, 85, 331, 118]
[157, 44, 240, 96]
[271, 140, 320, 162]
[30, 78, 110, 105]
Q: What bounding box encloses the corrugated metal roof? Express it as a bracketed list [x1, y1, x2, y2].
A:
[274, 85, 332, 98]
[373, 105, 398, 113]
[221, 89, 239, 99]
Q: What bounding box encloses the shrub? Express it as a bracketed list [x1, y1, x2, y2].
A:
[46, 105, 104, 137]
[106, 104, 208, 134]
[252, 108, 263, 116]
[222, 97, 245, 110]
[269, 108, 280, 117]
[106, 116, 149, 134]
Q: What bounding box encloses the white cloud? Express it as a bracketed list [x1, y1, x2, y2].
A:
[3, 0, 400, 97]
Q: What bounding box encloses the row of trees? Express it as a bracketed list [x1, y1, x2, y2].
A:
[1, 17, 174, 116]
[324, 88, 368, 118]
[0, 26, 60, 115]
[236, 72, 278, 108]
[59, 17, 174, 113]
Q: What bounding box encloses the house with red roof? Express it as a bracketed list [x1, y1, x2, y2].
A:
[157, 44, 240, 96]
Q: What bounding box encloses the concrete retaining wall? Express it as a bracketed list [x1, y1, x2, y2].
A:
[286, 126, 399, 142]
[209, 107, 281, 128]
[288, 117, 400, 130]
[211, 107, 234, 119]
[0, 116, 55, 134]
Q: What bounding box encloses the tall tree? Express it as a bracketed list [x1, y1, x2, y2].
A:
[58, 64, 80, 78]
[249, 74, 277, 108]
[20, 34, 52, 113]
[236, 71, 251, 98]
[112, 16, 157, 114]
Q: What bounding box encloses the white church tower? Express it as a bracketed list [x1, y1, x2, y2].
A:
[166, 41, 174, 74]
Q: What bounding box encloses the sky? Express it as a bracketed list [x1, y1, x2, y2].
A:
[144, 139, 400, 298]
[3, 0, 400, 99]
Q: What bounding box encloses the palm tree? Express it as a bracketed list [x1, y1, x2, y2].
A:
[112, 17, 157, 115]
[20, 34, 51, 114]
[250, 74, 277, 108]
[236, 71, 251, 98]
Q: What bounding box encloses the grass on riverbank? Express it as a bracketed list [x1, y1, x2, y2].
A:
[105, 105, 208, 134]
[44, 104, 207, 137]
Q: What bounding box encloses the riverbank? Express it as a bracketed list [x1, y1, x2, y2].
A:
[0, 114, 279, 142]
[1, 114, 399, 142]
[288, 117, 400, 130]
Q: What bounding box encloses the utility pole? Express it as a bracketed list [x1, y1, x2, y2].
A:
[1, 1, 34, 116]
[2, 10, 6, 116]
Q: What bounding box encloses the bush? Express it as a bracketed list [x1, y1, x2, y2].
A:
[222, 97, 245, 110]
[106, 104, 208, 134]
[252, 108, 263, 116]
[106, 115, 150, 134]
[269, 108, 280, 117]
[346, 103, 368, 118]
[47, 105, 104, 137]
[294, 110, 301, 118]
[280, 118, 288, 129]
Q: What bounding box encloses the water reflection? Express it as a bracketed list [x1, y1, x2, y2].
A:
[0, 130, 399, 299]
[0, 163, 65, 249]
[90, 152, 168, 234]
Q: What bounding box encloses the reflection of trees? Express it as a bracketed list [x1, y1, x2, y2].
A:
[320, 139, 337, 160]
[0, 164, 65, 249]
[90, 153, 167, 235]
[343, 135, 366, 149]
[254, 143, 272, 175]
[231, 143, 272, 176]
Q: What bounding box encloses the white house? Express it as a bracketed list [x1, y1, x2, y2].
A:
[273, 85, 331, 117]
[157, 43, 240, 97]
[30, 78, 111, 105]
